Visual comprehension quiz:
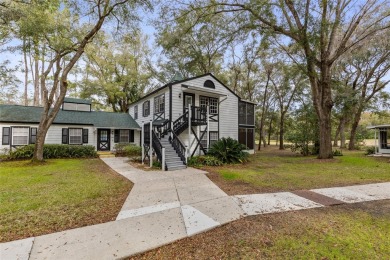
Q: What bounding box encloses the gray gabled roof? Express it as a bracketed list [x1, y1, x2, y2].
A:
[0, 105, 140, 129]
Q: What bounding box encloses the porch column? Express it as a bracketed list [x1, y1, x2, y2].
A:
[150, 119, 153, 168]
[188, 105, 192, 158]
[207, 105, 209, 152]
[374, 129, 377, 154]
[141, 122, 144, 164]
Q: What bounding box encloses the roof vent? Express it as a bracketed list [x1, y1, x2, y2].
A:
[204, 80, 215, 89]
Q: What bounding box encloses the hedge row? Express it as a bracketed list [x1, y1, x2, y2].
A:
[9, 144, 97, 159]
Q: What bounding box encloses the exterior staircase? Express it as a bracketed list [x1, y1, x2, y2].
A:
[145, 106, 207, 171]
[159, 136, 186, 171]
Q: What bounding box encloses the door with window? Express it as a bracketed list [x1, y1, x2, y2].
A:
[97, 129, 110, 151]
[183, 93, 195, 114]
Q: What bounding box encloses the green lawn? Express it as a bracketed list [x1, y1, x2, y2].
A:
[132, 200, 390, 259]
[206, 147, 390, 193]
[0, 159, 131, 242]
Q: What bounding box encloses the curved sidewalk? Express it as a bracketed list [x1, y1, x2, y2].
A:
[1, 157, 390, 260]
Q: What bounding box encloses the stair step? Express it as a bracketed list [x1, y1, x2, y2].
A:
[167, 165, 187, 171]
[166, 158, 183, 163]
[166, 162, 185, 168]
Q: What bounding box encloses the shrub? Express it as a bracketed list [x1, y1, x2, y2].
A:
[365, 146, 376, 155]
[290, 143, 319, 156]
[123, 145, 142, 157]
[114, 143, 142, 157]
[9, 144, 97, 160]
[113, 143, 128, 156]
[188, 155, 223, 167]
[208, 137, 249, 164]
[332, 149, 343, 156]
[152, 160, 161, 168]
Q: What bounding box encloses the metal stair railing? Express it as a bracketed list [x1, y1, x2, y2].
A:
[169, 129, 187, 164]
[151, 130, 166, 170]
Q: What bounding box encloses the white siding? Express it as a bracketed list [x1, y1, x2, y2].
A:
[171, 75, 239, 140]
[0, 123, 96, 152]
[128, 88, 170, 128]
[0, 123, 141, 153]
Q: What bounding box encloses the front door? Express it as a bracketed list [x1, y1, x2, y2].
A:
[183, 93, 195, 113]
[97, 129, 110, 151]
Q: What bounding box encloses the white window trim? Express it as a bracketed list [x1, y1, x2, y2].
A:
[134, 105, 138, 119]
[154, 94, 165, 114]
[143, 101, 150, 117]
[119, 130, 129, 143]
[200, 96, 218, 115]
[69, 128, 82, 145]
[12, 127, 29, 145]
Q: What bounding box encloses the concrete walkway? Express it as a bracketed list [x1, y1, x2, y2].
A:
[1, 158, 390, 260]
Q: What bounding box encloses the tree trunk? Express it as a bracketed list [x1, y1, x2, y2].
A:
[348, 106, 364, 150]
[33, 58, 39, 106]
[309, 62, 333, 159]
[23, 39, 29, 106]
[33, 128, 48, 161]
[317, 107, 333, 158]
[340, 119, 346, 148]
[267, 118, 272, 145]
[279, 112, 285, 150]
[333, 120, 341, 147]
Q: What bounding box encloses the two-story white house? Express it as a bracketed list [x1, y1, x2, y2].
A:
[128, 73, 256, 170]
[1, 73, 255, 170]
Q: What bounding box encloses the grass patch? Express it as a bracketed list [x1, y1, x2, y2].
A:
[0, 159, 131, 242]
[205, 146, 390, 194]
[131, 200, 390, 259]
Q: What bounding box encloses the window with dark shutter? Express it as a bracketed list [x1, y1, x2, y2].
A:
[2, 127, 10, 145]
[82, 129, 88, 143]
[134, 105, 138, 119]
[130, 130, 134, 142]
[62, 128, 69, 144]
[143, 101, 150, 117]
[30, 128, 37, 144]
[114, 129, 120, 143]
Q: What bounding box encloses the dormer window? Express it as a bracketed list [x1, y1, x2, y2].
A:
[62, 98, 91, 112]
[204, 80, 215, 89]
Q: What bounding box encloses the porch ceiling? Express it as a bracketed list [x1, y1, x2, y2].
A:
[181, 84, 228, 98]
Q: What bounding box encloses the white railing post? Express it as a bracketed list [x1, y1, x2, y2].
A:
[188, 105, 192, 158]
[162, 147, 166, 171]
[171, 120, 173, 139]
[149, 120, 153, 168]
[207, 105, 210, 153]
[185, 147, 188, 164]
[141, 122, 144, 164]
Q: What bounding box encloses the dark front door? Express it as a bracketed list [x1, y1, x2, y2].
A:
[183, 92, 195, 114]
[97, 129, 110, 151]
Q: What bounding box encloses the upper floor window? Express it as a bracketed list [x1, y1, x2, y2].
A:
[239, 101, 255, 125]
[204, 80, 215, 89]
[134, 105, 138, 120]
[143, 101, 150, 117]
[200, 96, 218, 114]
[62, 102, 91, 111]
[154, 94, 165, 114]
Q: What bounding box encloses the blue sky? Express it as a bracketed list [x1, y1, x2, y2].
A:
[1, 4, 389, 98]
